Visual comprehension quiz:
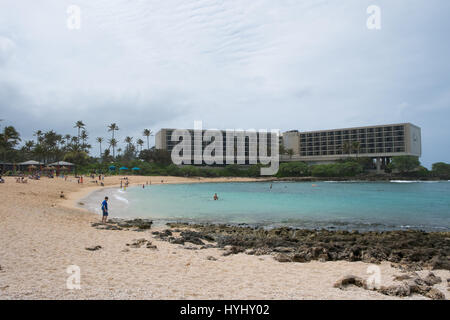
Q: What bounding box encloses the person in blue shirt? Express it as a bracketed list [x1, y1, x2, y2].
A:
[101, 196, 109, 223]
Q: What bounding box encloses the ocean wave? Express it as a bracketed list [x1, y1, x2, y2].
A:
[323, 181, 360, 183]
[390, 180, 441, 183]
[114, 194, 129, 204]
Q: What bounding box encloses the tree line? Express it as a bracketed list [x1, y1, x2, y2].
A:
[0, 120, 157, 169]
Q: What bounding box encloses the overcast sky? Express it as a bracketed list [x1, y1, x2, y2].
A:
[0, 0, 449, 167]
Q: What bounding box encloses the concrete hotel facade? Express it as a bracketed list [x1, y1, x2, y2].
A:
[155, 123, 421, 171]
[281, 123, 421, 171]
[155, 128, 278, 165]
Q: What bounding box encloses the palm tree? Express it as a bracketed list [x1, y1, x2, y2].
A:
[287, 148, 294, 159]
[117, 148, 122, 156]
[136, 138, 144, 152]
[96, 137, 104, 156]
[143, 129, 153, 149]
[74, 121, 85, 143]
[108, 123, 119, 157]
[342, 141, 352, 155]
[34, 130, 43, 144]
[80, 130, 88, 148]
[1, 126, 21, 172]
[351, 141, 361, 158]
[108, 138, 118, 158]
[124, 136, 133, 154]
[108, 123, 119, 139]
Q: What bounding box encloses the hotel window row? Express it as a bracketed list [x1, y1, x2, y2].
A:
[298, 125, 406, 157]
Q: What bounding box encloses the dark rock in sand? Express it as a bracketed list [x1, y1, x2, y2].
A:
[178, 230, 211, 245]
[393, 274, 413, 281]
[85, 245, 102, 251]
[168, 237, 185, 245]
[424, 288, 445, 300]
[333, 275, 366, 289]
[428, 256, 450, 270]
[207, 256, 217, 261]
[94, 218, 152, 231]
[223, 246, 245, 256]
[116, 219, 153, 230]
[423, 272, 442, 286]
[200, 244, 215, 249]
[127, 238, 149, 248]
[91, 223, 122, 231]
[379, 283, 411, 297]
[274, 253, 292, 263]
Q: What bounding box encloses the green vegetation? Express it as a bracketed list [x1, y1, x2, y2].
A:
[389, 155, 421, 173]
[276, 162, 310, 177]
[310, 161, 363, 177]
[431, 162, 450, 179]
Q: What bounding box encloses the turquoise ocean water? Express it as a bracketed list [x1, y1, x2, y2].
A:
[81, 181, 450, 231]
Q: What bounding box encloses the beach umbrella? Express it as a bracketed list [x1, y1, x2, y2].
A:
[109, 165, 116, 170]
[119, 166, 128, 170]
[132, 167, 140, 171]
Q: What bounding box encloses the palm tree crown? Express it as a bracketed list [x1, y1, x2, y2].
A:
[143, 129, 153, 149]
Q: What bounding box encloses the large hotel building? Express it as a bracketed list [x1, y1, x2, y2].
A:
[281, 123, 421, 171]
[155, 123, 421, 171]
[155, 128, 278, 164]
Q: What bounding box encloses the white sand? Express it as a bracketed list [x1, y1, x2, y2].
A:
[0, 175, 448, 299]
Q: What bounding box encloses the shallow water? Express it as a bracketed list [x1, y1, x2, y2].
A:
[81, 181, 450, 231]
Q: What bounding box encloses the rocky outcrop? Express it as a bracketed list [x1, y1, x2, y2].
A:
[91, 218, 153, 231]
[153, 229, 214, 246]
[335, 272, 446, 300]
[166, 223, 450, 270]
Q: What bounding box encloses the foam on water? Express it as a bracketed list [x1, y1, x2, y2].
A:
[113, 194, 129, 204]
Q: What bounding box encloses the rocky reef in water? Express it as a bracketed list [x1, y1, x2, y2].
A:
[91, 218, 153, 231]
[163, 223, 450, 271]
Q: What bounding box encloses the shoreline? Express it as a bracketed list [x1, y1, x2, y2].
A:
[73, 178, 450, 233]
[61, 175, 274, 213]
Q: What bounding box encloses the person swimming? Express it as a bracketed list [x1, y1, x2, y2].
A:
[213, 193, 218, 200]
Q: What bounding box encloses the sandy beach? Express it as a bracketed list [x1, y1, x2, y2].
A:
[0, 175, 448, 300]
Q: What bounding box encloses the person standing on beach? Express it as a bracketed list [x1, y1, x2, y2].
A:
[101, 197, 109, 223]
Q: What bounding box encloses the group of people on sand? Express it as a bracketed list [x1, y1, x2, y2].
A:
[120, 177, 130, 189]
[15, 176, 28, 183]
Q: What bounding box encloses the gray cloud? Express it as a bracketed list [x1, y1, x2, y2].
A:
[0, 0, 449, 166]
